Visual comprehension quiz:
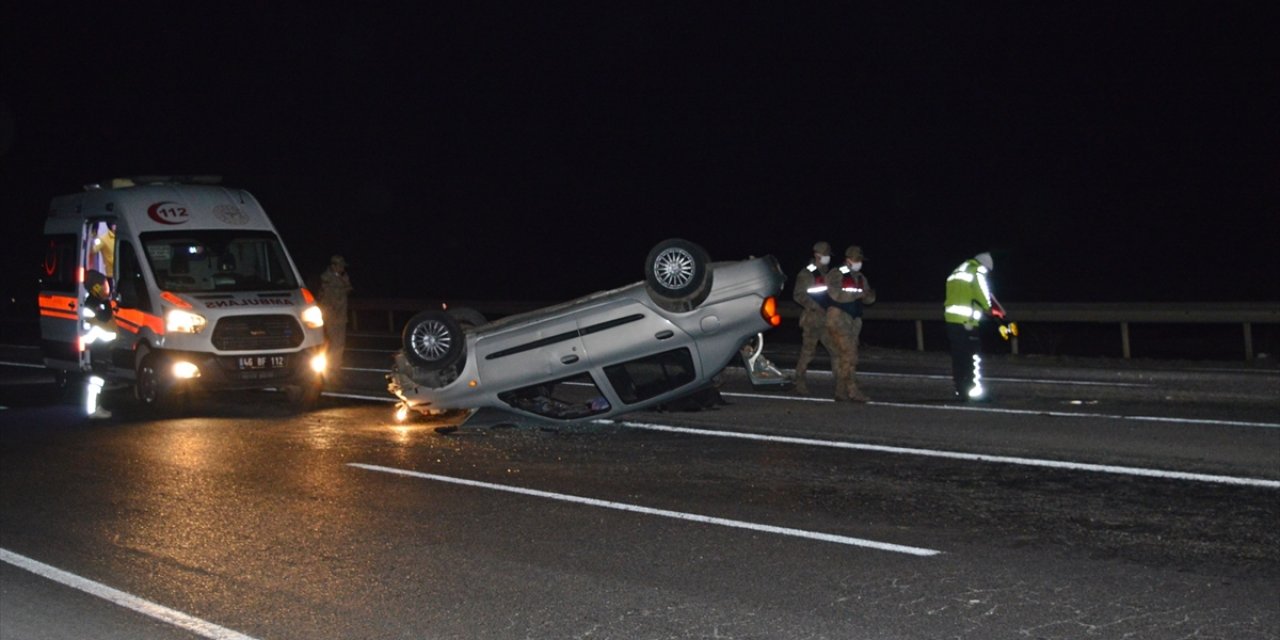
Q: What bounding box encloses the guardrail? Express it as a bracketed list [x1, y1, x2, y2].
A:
[349, 299, 1279, 362]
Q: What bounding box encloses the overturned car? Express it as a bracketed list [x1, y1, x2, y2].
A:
[387, 238, 786, 426]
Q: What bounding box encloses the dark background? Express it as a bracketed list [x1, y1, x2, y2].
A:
[2, 3, 1277, 309]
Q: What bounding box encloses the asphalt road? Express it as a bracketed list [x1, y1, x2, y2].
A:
[2, 337, 1278, 639]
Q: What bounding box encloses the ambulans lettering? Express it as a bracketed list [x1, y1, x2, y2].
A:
[148, 201, 190, 225]
[204, 298, 294, 308]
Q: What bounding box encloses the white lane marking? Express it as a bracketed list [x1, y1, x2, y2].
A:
[0, 548, 260, 640]
[721, 391, 1280, 429]
[0, 360, 46, 369]
[609, 421, 1280, 489]
[855, 370, 1151, 388]
[348, 463, 941, 557]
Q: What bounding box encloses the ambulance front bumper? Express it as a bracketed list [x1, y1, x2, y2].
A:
[157, 345, 326, 391]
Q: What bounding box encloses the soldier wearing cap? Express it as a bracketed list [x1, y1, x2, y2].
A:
[825, 245, 876, 402]
[319, 255, 354, 379]
[791, 241, 835, 394]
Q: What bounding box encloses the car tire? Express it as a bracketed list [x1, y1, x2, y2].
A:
[448, 307, 487, 330]
[402, 310, 465, 370]
[644, 238, 713, 311]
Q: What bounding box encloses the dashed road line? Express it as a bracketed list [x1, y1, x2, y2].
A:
[609, 420, 1280, 489]
[347, 463, 942, 556]
[1, 548, 260, 640]
[721, 391, 1280, 429]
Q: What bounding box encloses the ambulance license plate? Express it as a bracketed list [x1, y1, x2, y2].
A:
[238, 355, 286, 370]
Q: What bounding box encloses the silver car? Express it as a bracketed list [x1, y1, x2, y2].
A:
[387, 238, 786, 426]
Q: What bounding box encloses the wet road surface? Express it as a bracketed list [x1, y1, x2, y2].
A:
[2, 338, 1278, 639]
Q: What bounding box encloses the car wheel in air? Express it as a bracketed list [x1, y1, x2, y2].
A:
[448, 307, 487, 331]
[402, 310, 465, 370]
[644, 238, 713, 310]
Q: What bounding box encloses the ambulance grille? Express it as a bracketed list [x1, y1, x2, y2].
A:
[211, 315, 304, 351]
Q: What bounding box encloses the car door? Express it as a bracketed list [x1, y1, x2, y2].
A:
[576, 298, 696, 377]
[575, 298, 702, 406]
[474, 315, 590, 391]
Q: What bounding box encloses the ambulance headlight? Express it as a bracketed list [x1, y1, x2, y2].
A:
[172, 361, 201, 379]
[166, 309, 208, 334]
[302, 305, 324, 328]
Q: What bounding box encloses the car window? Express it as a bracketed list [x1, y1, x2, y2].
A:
[498, 373, 611, 420]
[603, 348, 697, 405]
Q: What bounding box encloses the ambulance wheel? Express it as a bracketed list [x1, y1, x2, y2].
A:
[135, 350, 182, 414]
[645, 238, 713, 311]
[403, 310, 465, 370]
[286, 375, 323, 412]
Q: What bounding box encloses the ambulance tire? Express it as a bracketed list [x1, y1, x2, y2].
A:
[53, 370, 77, 402]
[644, 238, 713, 312]
[286, 375, 323, 413]
[135, 350, 183, 415]
[403, 310, 465, 370]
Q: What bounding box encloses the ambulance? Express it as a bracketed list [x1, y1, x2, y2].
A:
[38, 176, 328, 413]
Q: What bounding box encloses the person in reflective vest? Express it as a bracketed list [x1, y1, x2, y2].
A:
[825, 245, 876, 402]
[944, 252, 999, 401]
[82, 269, 117, 419]
[791, 241, 834, 394]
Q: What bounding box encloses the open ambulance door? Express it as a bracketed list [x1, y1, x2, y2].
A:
[38, 217, 117, 375]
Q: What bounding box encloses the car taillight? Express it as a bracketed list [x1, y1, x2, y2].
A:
[760, 296, 782, 327]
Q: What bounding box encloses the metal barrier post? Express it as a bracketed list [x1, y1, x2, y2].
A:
[1121, 321, 1131, 359]
[915, 320, 925, 352]
[1244, 321, 1254, 361]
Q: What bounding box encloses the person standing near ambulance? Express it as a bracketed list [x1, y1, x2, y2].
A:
[791, 241, 834, 395]
[319, 255, 353, 380]
[944, 251, 1000, 401]
[82, 269, 117, 418]
[825, 245, 875, 402]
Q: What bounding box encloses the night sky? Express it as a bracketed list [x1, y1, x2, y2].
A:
[2, 3, 1277, 309]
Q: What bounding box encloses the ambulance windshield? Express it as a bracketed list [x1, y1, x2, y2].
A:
[141, 230, 299, 293]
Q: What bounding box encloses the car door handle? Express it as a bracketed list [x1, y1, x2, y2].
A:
[655, 330, 674, 340]
[560, 355, 579, 365]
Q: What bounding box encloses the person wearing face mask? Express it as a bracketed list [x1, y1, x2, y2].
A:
[944, 251, 998, 401]
[825, 245, 876, 402]
[791, 241, 835, 394]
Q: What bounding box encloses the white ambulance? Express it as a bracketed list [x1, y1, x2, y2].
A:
[38, 176, 328, 413]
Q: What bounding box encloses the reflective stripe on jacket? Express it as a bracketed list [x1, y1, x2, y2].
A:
[793, 263, 831, 311]
[829, 265, 868, 319]
[944, 259, 992, 328]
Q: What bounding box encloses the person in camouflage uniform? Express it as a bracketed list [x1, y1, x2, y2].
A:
[791, 241, 834, 395]
[825, 245, 875, 402]
[319, 255, 353, 379]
